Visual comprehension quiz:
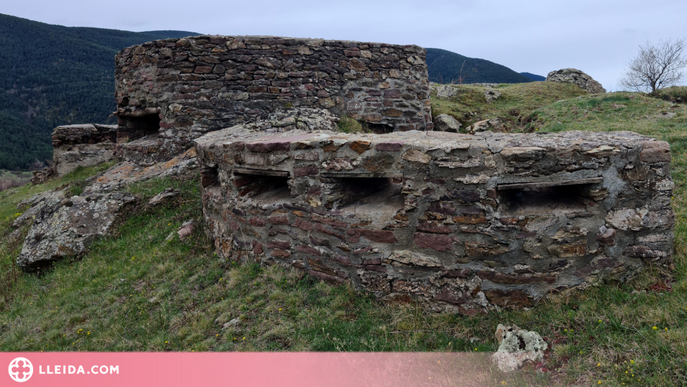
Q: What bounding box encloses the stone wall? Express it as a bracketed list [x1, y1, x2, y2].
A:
[115, 35, 433, 164]
[196, 128, 674, 313]
[52, 124, 118, 176]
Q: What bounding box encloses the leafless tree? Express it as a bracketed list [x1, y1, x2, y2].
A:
[620, 38, 687, 93]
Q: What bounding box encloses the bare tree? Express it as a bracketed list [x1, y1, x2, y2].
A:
[620, 38, 687, 93]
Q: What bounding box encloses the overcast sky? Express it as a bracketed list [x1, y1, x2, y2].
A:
[5, 0, 687, 91]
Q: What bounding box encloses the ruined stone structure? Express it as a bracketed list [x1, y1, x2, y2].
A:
[52, 124, 117, 176]
[196, 128, 674, 313]
[115, 35, 432, 165]
[17, 35, 674, 314]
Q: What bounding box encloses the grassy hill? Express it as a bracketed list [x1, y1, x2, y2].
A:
[426, 48, 534, 85]
[430, 82, 588, 131]
[1, 82, 686, 385]
[0, 13, 197, 170]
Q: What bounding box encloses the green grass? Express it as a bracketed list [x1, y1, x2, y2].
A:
[653, 86, 687, 104]
[2, 86, 687, 385]
[533, 92, 687, 137]
[431, 82, 588, 131]
[336, 115, 365, 133]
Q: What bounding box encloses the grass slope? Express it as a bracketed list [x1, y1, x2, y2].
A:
[431, 82, 588, 131]
[1, 85, 687, 385]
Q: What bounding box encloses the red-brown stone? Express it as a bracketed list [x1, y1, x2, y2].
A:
[375, 142, 404, 152]
[452, 215, 487, 224]
[267, 216, 289, 225]
[312, 214, 348, 229]
[413, 232, 453, 251]
[267, 241, 291, 250]
[293, 165, 319, 177]
[246, 140, 291, 153]
[435, 289, 470, 305]
[465, 242, 510, 256]
[477, 270, 556, 284]
[296, 245, 321, 256]
[441, 269, 472, 278]
[426, 202, 456, 215]
[271, 249, 291, 258]
[347, 229, 397, 243]
[308, 270, 345, 284]
[253, 242, 263, 255]
[416, 221, 452, 234]
[350, 140, 371, 154]
[294, 217, 313, 231]
[483, 289, 533, 307]
[314, 223, 345, 241]
[248, 217, 266, 227]
[194, 66, 213, 74]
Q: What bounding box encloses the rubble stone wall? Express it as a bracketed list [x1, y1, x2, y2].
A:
[196, 129, 674, 313]
[115, 36, 433, 164]
[52, 124, 118, 176]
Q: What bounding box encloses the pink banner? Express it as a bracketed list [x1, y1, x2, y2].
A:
[2, 352, 514, 386]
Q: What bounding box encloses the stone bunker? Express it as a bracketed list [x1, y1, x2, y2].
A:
[195, 128, 674, 313]
[114, 35, 432, 165]
[18, 35, 674, 314]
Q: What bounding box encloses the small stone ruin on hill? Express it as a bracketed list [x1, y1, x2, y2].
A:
[15, 35, 674, 314]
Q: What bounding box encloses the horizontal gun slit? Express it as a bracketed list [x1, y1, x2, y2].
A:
[233, 168, 289, 177]
[497, 177, 603, 190]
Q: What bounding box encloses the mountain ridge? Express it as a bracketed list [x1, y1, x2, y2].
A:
[0, 13, 199, 169]
[426, 48, 534, 85]
[0, 13, 538, 169]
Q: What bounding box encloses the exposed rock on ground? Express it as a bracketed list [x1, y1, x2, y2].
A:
[166, 220, 195, 241]
[148, 188, 180, 207]
[491, 324, 548, 372]
[484, 88, 501, 103]
[433, 114, 462, 132]
[31, 168, 54, 184]
[17, 192, 137, 270]
[546, 68, 606, 94]
[466, 118, 505, 134]
[432, 84, 460, 98]
[15, 148, 198, 271]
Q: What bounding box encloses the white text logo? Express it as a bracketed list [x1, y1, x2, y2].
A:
[8, 357, 33, 383]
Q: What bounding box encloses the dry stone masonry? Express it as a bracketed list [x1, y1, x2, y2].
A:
[52, 124, 118, 176]
[16, 35, 675, 315]
[115, 35, 432, 165]
[196, 128, 674, 313]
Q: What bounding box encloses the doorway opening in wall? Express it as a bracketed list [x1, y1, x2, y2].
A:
[118, 114, 161, 142]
